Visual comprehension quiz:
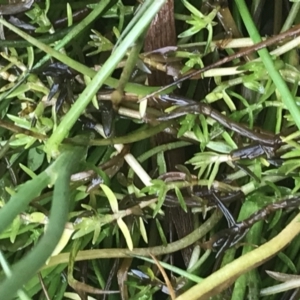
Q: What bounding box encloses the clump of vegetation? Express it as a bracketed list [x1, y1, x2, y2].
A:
[1, 0, 300, 299]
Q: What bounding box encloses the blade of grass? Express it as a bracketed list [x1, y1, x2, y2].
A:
[135, 255, 203, 284]
[281, 1, 300, 32]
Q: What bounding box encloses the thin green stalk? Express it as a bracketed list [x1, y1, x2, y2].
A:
[0, 147, 85, 299]
[44, 210, 222, 268]
[235, 0, 300, 131]
[136, 141, 192, 162]
[0, 120, 174, 148]
[88, 121, 174, 146]
[281, 1, 300, 32]
[0, 26, 74, 48]
[135, 256, 203, 283]
[111, 34, 145, 107]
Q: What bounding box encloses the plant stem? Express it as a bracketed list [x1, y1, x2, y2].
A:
[235, 0, 300, 131]
[281, 1, 300, 32]
[44, 210, 222, 268]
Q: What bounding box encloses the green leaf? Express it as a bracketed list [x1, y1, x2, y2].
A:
[100, 184, 118, 213]
[206, 92, 223, 102]
[86, 29, 114, 56]
[157, 152, 167, 175]
[155, 219, 167, 246]
[278, 252, 297, 273]
[19, 163, 37, 179]
[117, 218, 133, 250]
[10, 216, 21, 243]
[153, 185, 167, 217]
[199, 114, 208, 139]
[194, 125, 205, 146]
[178, 114, 197, 137]
[51, 226, 74, 257]
[141, 179, 166, 195]
[222, 90, 236, 111]
[28, 212, 47, 224]
[139, 217, 148, 244]
[138, 266, 156, 281]
[267, 210, 282, 231]
[243, 81, 265, 94]
[27, 148, 45, 172]
[175, 186, 187, 212]
[207, 141, 233, 153]
[74, 191, 89, 202]
[182, 0, 204, 19]
[208, 162, 220, 188]
[292, 177, 300, 193]
[237, 60, 265, 72]
[281, 150, 300, 159]
[73, 217, 99, 240]
[92, 222, 101, 245]
[178, 24, 202, 38]
[7, 114, 31, 129]
[279, 159, 300, 175]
